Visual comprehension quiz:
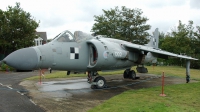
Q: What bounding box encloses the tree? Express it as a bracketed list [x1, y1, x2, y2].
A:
[0, 2, 39, 57]
[190, 25, 200, 68]
[91, 6, 151, 45]
[161, 21, 194, 53]
[160, 20, 200, 68]
[158, 31, 165, 48]
[192, 26, 200, 55]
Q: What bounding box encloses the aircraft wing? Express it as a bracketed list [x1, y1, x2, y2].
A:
[124, 43, 198, 60]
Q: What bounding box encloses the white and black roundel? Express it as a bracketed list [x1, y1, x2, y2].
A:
[70, 47, 79, 59]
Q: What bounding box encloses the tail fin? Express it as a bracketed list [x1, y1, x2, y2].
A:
[148, 28, 159, 49]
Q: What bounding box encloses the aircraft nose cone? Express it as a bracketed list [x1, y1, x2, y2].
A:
[3, 48, 38, 70]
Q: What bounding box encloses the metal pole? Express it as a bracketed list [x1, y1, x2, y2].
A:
[39, 69, 41, 85]
[186, 60, 190, 83]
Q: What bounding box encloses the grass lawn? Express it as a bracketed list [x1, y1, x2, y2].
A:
[88, 82, 200, 112]
[146, 66, 200, 81]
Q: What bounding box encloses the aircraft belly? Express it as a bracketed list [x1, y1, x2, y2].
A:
[106, 60, 133, 70]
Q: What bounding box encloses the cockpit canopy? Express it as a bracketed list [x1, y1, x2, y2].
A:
[52, 30, 93, 43]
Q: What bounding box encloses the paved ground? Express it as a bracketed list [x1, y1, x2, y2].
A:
[19, 72, 195, 112]
[0, 71, 44, 112]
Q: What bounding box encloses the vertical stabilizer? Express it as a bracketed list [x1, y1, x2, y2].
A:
[148, 28, 159, 49]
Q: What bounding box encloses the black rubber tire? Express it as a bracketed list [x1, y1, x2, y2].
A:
[123, 71, 129, 79]
[129, 70, 136, 80]
[145, 68, 148, 73]
[91, 85, 96, 89]
[94, 76, 106, 89]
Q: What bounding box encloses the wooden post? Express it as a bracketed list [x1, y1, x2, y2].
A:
[160, 72, 166, 96]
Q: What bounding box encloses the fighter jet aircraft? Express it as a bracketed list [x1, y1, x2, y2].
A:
[2, 28, 198, 89]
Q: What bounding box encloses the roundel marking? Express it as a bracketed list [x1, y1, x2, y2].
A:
[103, 51, 108, 59]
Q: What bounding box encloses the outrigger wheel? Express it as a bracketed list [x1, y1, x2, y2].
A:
[93, 76, 106, 89]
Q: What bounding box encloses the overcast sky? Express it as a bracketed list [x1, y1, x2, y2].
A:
[1, 0, 200, 39]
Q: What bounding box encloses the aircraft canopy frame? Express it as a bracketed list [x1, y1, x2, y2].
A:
[52, 30, 93, 43]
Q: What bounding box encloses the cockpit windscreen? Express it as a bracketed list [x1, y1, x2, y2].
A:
[52, 30, 93, 43]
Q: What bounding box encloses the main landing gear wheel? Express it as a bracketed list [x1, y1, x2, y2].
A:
[94, 76, 106, 89]
[123, 71, 129, 78]
[129, 70, 136, 80]
[123, 69, 136, 80]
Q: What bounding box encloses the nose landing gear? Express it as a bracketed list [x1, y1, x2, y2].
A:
[94, 76, 106, 89]
[87, 71, 106, 89]
[87, 69, 136, 89]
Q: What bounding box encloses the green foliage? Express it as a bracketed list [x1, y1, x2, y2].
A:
[92, 6, 151, 45]
[160, 20, 200, 68]
[0, 63, 14, 71]
[158, 32, 165, 47]
[161, 20, 193, 54]
[0, 2, 39, 55]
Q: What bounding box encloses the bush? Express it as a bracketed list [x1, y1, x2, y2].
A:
[0, 63, 15, 71]
[191, 61, 200, 69]
[145, 62, 152, 66]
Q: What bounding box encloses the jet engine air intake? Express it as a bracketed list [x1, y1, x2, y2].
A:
[87, 39, 114, 70]
[89, 44, 98, 66]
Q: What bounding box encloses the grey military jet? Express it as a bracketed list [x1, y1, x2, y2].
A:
[2, 28, 198, 89]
